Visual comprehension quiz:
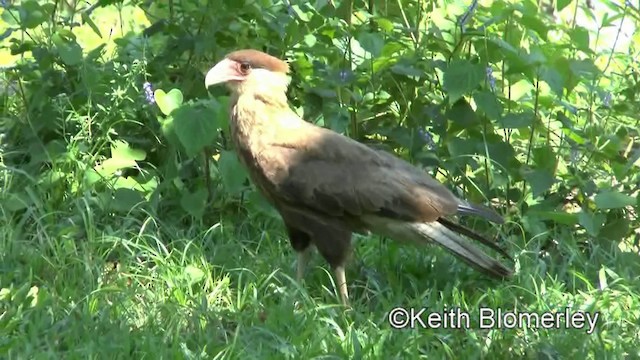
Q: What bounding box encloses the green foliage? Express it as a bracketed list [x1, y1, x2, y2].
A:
[1, 0, 639, 358]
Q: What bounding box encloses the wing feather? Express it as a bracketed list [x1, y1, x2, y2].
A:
[254, 118, 460, 223]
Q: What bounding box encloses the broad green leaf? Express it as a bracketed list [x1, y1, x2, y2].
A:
[509, 79, 534, 102]
[172, 101, 219, 157]
[391, 64, 423, 77]
[524, 169, 555, 198]
[375, 17, 394, 32]
[485, 141, 517, 170]
[217, 150, 248, 196]
[180, 188, 208, 218]
[578, 211, 605, 236]
[290, 4, 312, 22]
[594, 191, 636, 209]
[159, 116, 182, 148]
[600, 217, 630, 241]
[20, 1, 48, 29]
[520, 14, 549, 40]
[110, 188, 145, 212]
[52, 32, 83, 66]
[112, 140, 146, 161]
[83, 168, 102, 187]
[557, 0, 571, 10]
[570, 26, 590, 52]
[446, 138, 476, 160]
[184, 265, 205, 285]
[446, 98, 478, 127]
[569, 59, 600, 78]
[303, 34, 316, 47]
[540, 66, 564, 97]
[2, 192, 32, 212]
[155, 88, 184, 116]
[532, 146, 557, 171]
[499, 112, 534, 128]
[95, 141, 146, 176]
[473, 91, 502, 120]
[358, 32, 384, 58]
[443, 60, 485, 104]
[1, 9, 20, 26]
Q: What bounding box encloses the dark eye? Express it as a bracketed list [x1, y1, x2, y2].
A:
[239, 62, 251, 73]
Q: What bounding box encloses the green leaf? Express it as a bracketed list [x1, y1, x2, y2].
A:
[180, 188, 208, 218]
[112, 140, 146, 161]
[540, 66, 564, 97]
[499, 112, 534, 128]
[81, 12, 103, 38]
[524, 169, 555, 198]
[183, 265, 205, 285]
[600, 217, 630, 241]
[2, 192, 32, 212]
[159, 116, 182, 148]
[570, 26, 590, 52]
[578, 211, 605, 236]
[358, 32, 384, 58]
[532, 146, 557, 172]
[443, 60, 485, 104]
[520, 14, 549, 40]
[95, 141, 146, 176]
[569, 59, 600, 78]
[110, 188, 145, 212]
[473, 91, 502, 120]
[290, 4, 312, 22]
[155, 88, 184, 116]
[557, 0, 571, 10]
[217, 151, 248, 196]
[172, 101, 220, 157]
[20, 1, 48, 29]
[391, 64, 423, 77]
[303, 34, 316, 47]
[51, 32, 83, 66]
[446, 98, 478, 127]
[594, 191, 636, 209]
[1, 9, 20, 26]
[485, 140, 516, 170]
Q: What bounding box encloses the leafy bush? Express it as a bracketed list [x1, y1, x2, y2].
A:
[1, 0, 639, 358]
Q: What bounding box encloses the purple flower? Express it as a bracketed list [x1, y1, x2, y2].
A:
[486, 66, 496, 91]
[570, 146, 579, 165]
[419, 129, 436, 150]
[339, 69, 348, 82]
[143, 81, 155, 104]
[603, 92, 611, 107]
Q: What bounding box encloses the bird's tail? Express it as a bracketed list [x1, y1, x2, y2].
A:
[367, 218, 513, 278]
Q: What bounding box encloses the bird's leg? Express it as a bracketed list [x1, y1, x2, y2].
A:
[333, 265, 350, 306]
[285, 224, 312, 282]
[296, 247, 312, 282]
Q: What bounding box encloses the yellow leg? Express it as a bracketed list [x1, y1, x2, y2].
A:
[334, 265, 350, 306]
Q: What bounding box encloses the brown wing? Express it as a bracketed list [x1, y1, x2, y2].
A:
[254, 114, 461, 225]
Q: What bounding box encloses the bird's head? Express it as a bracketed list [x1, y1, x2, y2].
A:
[204, 49, 290, 96]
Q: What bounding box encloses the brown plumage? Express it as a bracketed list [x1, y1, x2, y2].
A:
[204, 49, 513, 305]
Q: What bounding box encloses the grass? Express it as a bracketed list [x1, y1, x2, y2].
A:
[2, 193, 639, 358]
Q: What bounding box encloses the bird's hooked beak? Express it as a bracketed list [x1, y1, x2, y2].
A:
[204, 58, 245, 89]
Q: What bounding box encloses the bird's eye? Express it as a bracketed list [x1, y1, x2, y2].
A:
[239, 62, 251, 74]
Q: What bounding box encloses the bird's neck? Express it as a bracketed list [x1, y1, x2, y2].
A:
[230, 85, 297, 138]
